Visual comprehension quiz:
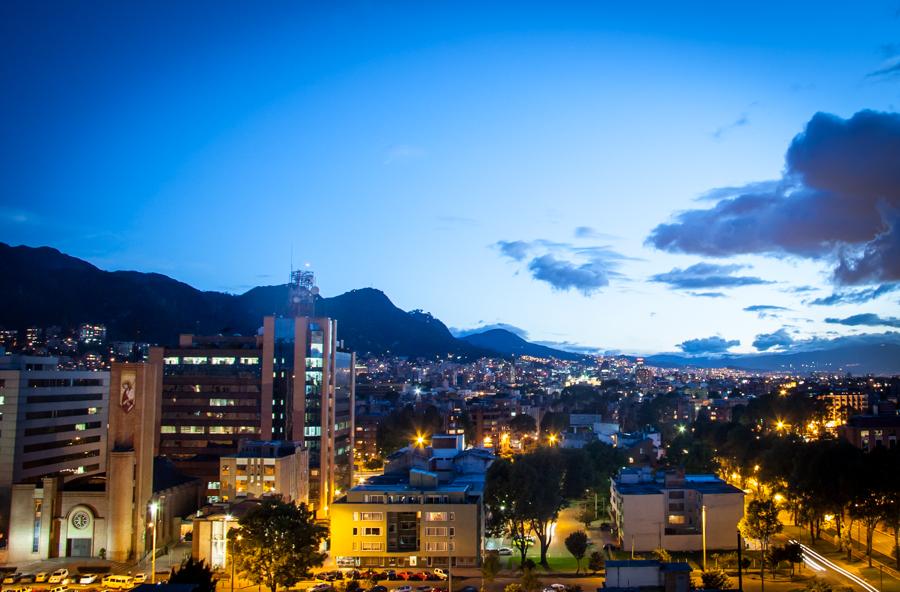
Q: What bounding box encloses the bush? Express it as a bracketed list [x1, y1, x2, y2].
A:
[588, 551, 605, 573]
[504, 584, 523, 592]
[805, 578, 834, 592]
[652, 548, 672, 562]
[700, 569, 730, 590]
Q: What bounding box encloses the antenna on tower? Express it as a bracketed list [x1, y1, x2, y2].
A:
[289, 266, 317, 317]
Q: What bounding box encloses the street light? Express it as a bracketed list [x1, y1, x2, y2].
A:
[149, 501, 159, 584]
[231, 533, 242, 592]
[223, 513, 233, 574]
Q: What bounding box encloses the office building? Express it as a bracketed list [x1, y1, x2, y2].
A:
[0, 355, 109, 537]
[609, 468, 743, 552]
[219, 440, 309, 503]
[840, 415, 900, 451]
[330, 434, 492, 568]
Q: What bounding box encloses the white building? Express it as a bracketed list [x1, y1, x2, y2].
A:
[609, 469, 743, 552]
[0, 355, 109, 538]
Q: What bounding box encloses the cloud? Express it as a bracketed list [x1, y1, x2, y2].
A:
[573, 226, 618, 240]
[496, 240, 531, 261]
[712, 113, 750, 140]
[533, 340, 603, 355]
[677, 336, 741, 355]
[824, 313, 900, 328]
[744, 305, 790, 312]
[752, 328, 795, 351]
[867, 56, 900, 79]
[650, 262, 771, 289]
[807, 283, 899, 305]
[696, 180, 783, 202]
[689, 291, 727, 298]
[495, 237, 629, 294]
[528, 254, 612, 295]
[647, 110, 900, 285]
[451, 323, 530, 338]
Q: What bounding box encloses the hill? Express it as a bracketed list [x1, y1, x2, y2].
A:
[460, 328, 587, 361]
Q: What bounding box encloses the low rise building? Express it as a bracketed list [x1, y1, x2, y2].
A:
[330, 434, 493, 568]
[840, 415, 900, 451]
[604, 560, 692, 592]
[219, 440, 309, 503]
[609, 468, 743, 552]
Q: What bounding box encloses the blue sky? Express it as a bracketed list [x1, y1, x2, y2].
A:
[2, 1, 899, 354]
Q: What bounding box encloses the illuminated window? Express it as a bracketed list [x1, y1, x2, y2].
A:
[182, 357, 207, 365]
[161, 425, 176, 433]
[668, 515, 686, 525]
[164, 357, 179, 365]
[239, 357, 259, 365]
[211, 357, 235, 365]
[180, 425, 204, 434]
[209, 426, 234, 434]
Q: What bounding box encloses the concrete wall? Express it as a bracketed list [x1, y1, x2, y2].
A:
[606, 565, 661, 588]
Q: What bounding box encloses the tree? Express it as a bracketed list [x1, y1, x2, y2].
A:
[168, 557, 217, 592]
[652, 548, 671, 562]
[700, 569, 730, 590]
[588, 551, 605, 574]
[509, 414, 537, 437]
[482, 552, 501, 589]
[230, 498, 327, 592]
[740, 498, 783, 592]
[520, 564, 543, 592]
[564, 531, 589, 574]
[522, 449, 566, 567]
[485, 458, 536, 567]
[577, 506, 596, 530]
[784, 543, 803, 578]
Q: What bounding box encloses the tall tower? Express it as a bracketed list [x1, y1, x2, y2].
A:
[289, 269, 318, 317]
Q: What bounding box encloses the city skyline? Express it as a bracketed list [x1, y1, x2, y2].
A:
[2, 1, 899, 355]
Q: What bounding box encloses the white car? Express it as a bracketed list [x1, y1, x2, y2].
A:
[395, 586, 413, 592]
[133, 573, 147, 584]
[431, 569, 448, 581]
[48, 570, 69, 584]
[34, 573, 49, 583]
[543, 585, 566, 592]
[79, 575, 99, 585]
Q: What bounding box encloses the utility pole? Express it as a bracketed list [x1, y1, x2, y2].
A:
[149, 501, 159, 584]
[702, 505, 707, 571]
[737, 531, 743, 592]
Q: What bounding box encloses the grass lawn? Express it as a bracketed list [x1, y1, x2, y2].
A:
[500, 553, 589, 575]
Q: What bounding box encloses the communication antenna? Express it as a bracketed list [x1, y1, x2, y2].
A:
[289, 267, 317, 317]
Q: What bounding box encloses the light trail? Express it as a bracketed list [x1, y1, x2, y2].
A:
[789, 540, 879, 592]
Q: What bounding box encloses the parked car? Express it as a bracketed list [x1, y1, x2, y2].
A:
[497, 547, 513, 556]
[396, 572, 414, 581]
[48, 570, 69, 584]
[310, 584, 331, 592]
[368, 586, 388, 592]
[359, 570, 382, 581]
[34, 573, 49, 583]
[79, 575, 99, 585]
[410, 573, 430, 582]
[383, 570, 397, 581]
[315, 573, 332, 582]
[19, 575, 36, 584]
[543, 584, 566, 592]
[458, 587, 479, 592]
[345, 570, 362, 580]
[394, 586, 413, 592]
[3, 574, 23, 584]
[133, 574, 147, 584]
[416, 586, 434, 592]
[431, 569, 448, 581]
[101, 575, 134, 589]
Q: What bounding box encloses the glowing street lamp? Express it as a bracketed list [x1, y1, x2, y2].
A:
[548, 434, 558, 446]
[149, 501, 159, 583]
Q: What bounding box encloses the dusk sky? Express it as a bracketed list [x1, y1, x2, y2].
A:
[2, 1, 899, 355]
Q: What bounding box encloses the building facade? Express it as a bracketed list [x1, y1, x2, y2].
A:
[330, 435, 492, 568]
[0, 355, 109, 538]
[219, 440, 309, 503]
[609, 468, 743, 552]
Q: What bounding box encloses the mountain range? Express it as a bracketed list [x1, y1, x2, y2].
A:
[1, 242, 898, 373]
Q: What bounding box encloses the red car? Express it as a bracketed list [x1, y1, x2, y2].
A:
[396, 572, 415, 581]
[410, 573, 430, 582]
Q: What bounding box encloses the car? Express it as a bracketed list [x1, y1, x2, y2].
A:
[316, 573, 332, 582]
[360, 570, 382, 581]
[48, 570, 69, 584]
[431, 569, 448, 581]
[383, 570, 397, 581]
[79, 575, 99, 585]
[133, 574, 147, 584]
[368, 587, 388, 592]
[416, 586, 434, 592]
[394, 586, 413, 592]
[310, 585, 331, 592]
[345, 570, 362, 580]
[410, 573, 430, 582]
[458, 587, 479, 592]
[3, 574, 23, 585]
[496, 547, 513, 556]
[330, 572, 344, 581]
[101, 575, 134, 589]
[396, 572, 414, 581]
[34, 573, 49, 583]
[20, 575, 36, 584]
[543, 585, 566, 592]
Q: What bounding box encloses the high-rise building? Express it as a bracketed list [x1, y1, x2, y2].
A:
[78, 323, 107, 345]
[152, 271, 354, 516]
[0, 355, 109, 537]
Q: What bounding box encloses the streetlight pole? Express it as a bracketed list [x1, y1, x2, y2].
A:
[701, 505, 707, 571]
[149, 501, 159, 584]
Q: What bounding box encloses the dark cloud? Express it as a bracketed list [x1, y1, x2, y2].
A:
[496, 240, 530, 261]
[527, 254, 612, 295]
[808, 283, 899, 306]
[752, 328, 795, 351]
[451, 323, 529, 338]
[650, 262, 771, 289]
[647, 110, 900, 285]
[744, 305, 790, 312]
[824, 313, 900, 329]
[689, 291, 727, 298]
[677, 336, 740, 354]
[496, 237, 629, 294]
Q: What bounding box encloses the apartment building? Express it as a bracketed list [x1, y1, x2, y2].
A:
[219, 440, 309, 503]
[330, 435, 492, 568]
[609, 468, 743, 552]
